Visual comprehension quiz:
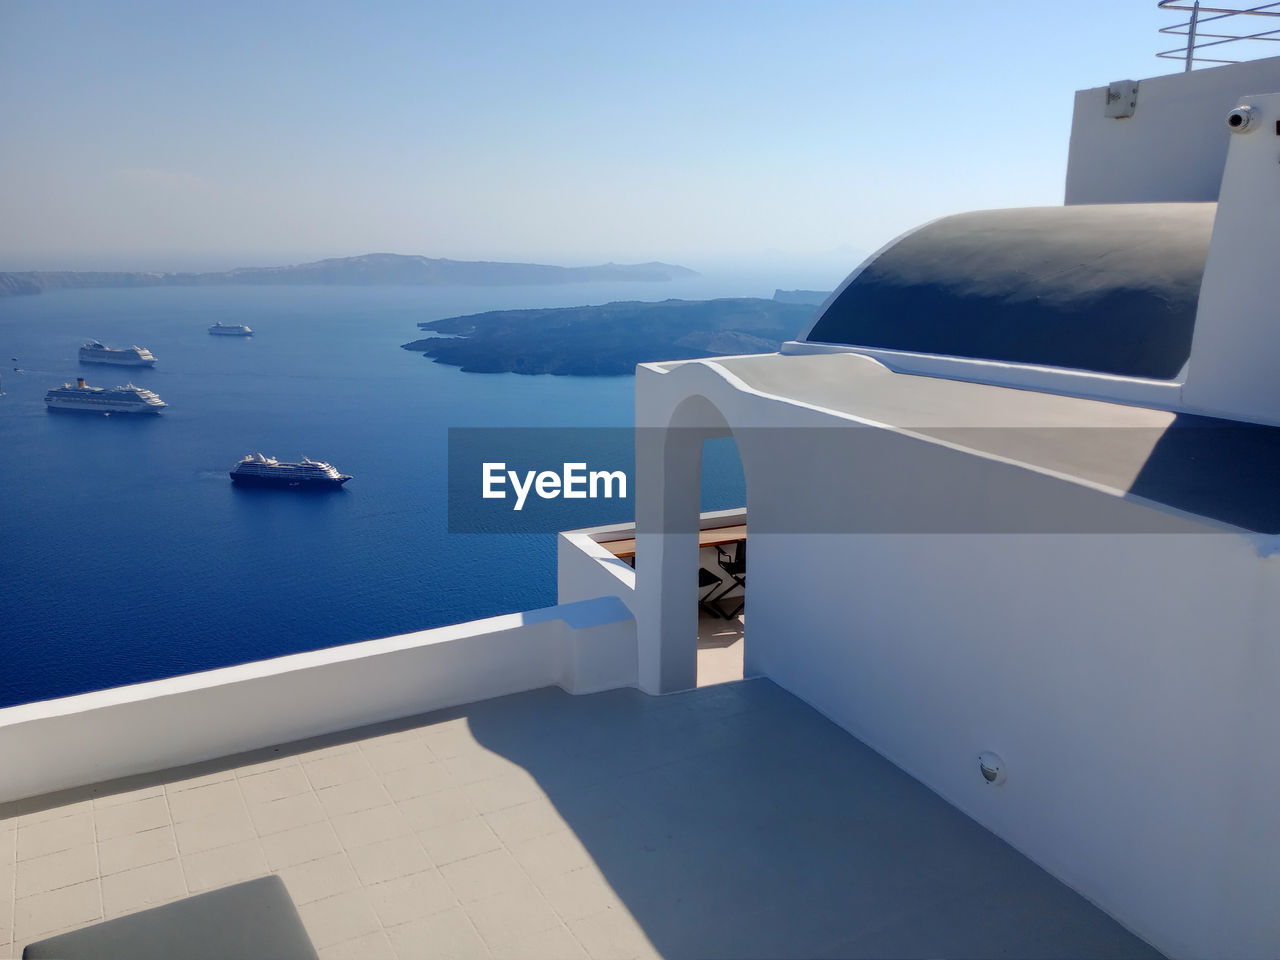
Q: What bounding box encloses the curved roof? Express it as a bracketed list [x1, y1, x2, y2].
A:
[803, 203, 1216, 380]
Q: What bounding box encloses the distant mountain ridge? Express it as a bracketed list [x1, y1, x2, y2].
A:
[401, 297, 818, 375]
[0, 253, 699, 296]
[773, 288, 831, 305]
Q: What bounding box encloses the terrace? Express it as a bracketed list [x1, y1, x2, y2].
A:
[0, 680, 1159, 960]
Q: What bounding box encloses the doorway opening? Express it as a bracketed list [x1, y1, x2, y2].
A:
[696, 435, 746, 686]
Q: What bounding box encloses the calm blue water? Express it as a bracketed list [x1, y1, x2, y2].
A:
[0, 280, 747, 707]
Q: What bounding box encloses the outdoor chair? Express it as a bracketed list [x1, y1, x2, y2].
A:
[713, 539, 746, 618]
[699, 566, 725, 618]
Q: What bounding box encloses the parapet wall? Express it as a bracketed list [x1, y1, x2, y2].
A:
[0, 597, 636, 805]
[1065, 56, 1280, 204]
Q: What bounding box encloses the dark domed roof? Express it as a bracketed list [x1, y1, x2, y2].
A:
[803, 203, 1216, 380]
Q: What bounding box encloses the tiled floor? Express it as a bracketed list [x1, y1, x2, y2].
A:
[0, 680, 1162, 960]
[695, 611, 744, 686]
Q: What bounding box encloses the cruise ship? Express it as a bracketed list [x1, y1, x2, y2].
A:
[43, 377, 166, 414]
[77, 341, 157, 366]
[229, 453, 351, 488]
[208, 322, 253, 336]
[3, 8, 1280, 960]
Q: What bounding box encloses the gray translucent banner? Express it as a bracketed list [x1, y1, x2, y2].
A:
[448, 423, 1280, 535]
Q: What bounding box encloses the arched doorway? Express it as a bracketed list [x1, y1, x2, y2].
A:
[634, 393, 745, 694]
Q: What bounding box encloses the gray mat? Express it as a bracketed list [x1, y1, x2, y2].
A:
[23, 875, 318, 960]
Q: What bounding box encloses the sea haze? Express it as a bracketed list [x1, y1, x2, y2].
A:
[0, 278, 750, 708]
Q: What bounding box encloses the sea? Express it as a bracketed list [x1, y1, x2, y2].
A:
[0, 276, 769, 708]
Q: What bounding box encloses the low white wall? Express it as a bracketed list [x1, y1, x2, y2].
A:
[780, 339, 1184, 411]
[558, 526, 638, 614]
[557, 509, 746, 617]
[0, 597, 635, 805]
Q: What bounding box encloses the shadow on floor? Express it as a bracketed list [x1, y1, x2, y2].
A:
[464, 680, 1163, 960]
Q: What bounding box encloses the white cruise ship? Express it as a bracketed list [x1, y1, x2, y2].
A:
[43, 377, 166, 414]
[78, 341, 157, 366]
[208, 322, 253, 336]
[229, 452, 351, 488]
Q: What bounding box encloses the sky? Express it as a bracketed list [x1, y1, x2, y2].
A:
[0, 1, 1194, 281]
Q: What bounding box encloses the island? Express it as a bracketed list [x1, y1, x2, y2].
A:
[0, 253, 699, 296]
[401, 297, 820, 375]
[773, 289, 831, 305]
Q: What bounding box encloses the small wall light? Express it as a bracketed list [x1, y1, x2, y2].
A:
[978, 751, 1007, 786]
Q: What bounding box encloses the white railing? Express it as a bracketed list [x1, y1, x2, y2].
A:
[1158, 2, 1280, 70]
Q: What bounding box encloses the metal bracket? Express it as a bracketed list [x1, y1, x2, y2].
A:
[1105, 80, 1140, 119]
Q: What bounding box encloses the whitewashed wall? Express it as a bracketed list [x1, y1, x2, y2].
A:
[1064, 56, 1280, 204]
[1182, 91, 1280, 426]
[0, 597, 635, 805]
[557, 525, 638, 614]
[635, 358, 1280, 960]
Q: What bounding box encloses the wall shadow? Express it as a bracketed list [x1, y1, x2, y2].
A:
[466, 682, 1164, 959]
[1128, 413, 1280, 534]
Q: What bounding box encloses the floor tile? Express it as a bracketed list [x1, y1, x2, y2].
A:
[16, 814, 94, 861]
[418, 818, 501, 867]
[330, 805, 410, 849]
[100, 859, 185, 919]
[537, 867, 624, 923]
[318, 929, 397, 960]
[277, 852, 361, 905]
[464, 881, 561, 947]
[418, 721, 477, 760]
[237, 766, 312, 806]
[164, 769, 236, 793]
[396, 789, 475, 831]
[97, 825, 178, 876]
[302, 753, 375, 791]
[509, 830, 593, 883]
[180, 837, 267, 893]
[464, 773, 544, 816]
[482, 801, 565, 847]
[365, 869, 456, 928]
[173, 810, 256, 856]
[568, 906, 656, 960]
[166, 780, 242, 823]
[381, 762, 457, 802]
[345, 836, 432, 887]
[16, 802, 92, 826]
[230, 752, 299, 777]
[0, 820, 15, 861]
[439, 849, 528, 903]
[487, 923, 588, 960]
[13, 879, 101, 941]
[14, 845, 97, 899]
[92, 785, 165, 809]
[94, 795, 170, 840]
[298, 889, 381, 950]
[386, 905, 489, 959]
[316, 779, 391, 818]
[360, 738, 432, 776]
[443, 751, 517, 786]
[246, 792, 326, 836]
[260, 821, 343, 870]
